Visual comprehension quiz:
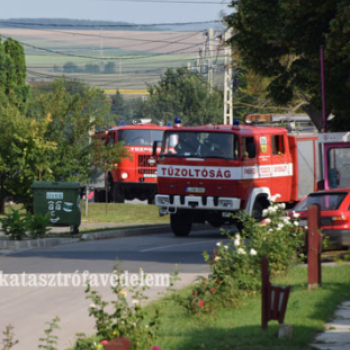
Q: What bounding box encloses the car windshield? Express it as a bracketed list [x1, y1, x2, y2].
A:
[162, 131, 238, 159]
[293, 192, 347, 211]
[118, 129, 164, 146]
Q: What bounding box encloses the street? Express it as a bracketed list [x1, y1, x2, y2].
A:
[0, 227, 233, 350]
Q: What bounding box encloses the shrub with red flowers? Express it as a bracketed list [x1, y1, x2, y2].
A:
[170, 196, 304, 314]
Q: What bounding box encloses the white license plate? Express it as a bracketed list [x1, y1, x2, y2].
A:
[144, 174, 157, 178]
[299, 219, 307, 227]
[186, 187, 205, 193]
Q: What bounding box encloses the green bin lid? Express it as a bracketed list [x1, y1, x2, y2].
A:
[31, 181, 80, 189]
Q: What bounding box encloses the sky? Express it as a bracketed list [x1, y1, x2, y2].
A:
[2, 0, 231, 24]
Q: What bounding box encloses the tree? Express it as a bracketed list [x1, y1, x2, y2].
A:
[63, 61, 80, 74]
[0, 36, 30, 113]
[27, 78, 113, 185]
[225, 0, 350, 130]
[0, 103, 56, 212]
[85, 63, 100, 74]
[110, 90, 125, 121]
[142, 68, 223, 125]
[104, 62, 116, 74]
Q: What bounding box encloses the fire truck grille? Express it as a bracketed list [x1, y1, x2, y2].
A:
[158, 183, 234, 196]
[137, 155, 157, 175]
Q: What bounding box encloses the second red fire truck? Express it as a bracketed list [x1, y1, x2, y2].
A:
[91, 120, 168, 203]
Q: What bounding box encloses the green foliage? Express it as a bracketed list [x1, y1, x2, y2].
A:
[27, 77, 116, 185]
[63, 61, 80, 73]
[70, 334, 104, 350]
[1, 325, 18, 350]
[142, 67, 223, 125]
[104, 62, 116, 74]
[38, 317, 60, 350]
[225, 0, 350, 130]
[0, 209, 27, 240]
[1, 37, 30, 113]
[26, 212, 51, 238]
[171, 199, 304, 315]
[0, 103, 56, 210]
[84, 262, 160, 350]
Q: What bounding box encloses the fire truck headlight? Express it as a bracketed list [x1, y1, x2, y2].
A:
[219, 199, 233, 208]
[121, 172, 128, 179]
[157, 196, 170, 205]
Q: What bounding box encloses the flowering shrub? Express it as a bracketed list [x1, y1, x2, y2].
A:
[172, 195, 304, 314]
[203, 196, 304, 303]
[82, 262, 160, 350]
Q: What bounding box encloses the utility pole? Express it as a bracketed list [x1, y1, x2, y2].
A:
[207, 28, 214, 93]
[223, 29, 234, 124]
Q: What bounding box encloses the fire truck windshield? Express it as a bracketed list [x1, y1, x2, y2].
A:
[162, 131, 238, 159]
[118, 129, 164, 146]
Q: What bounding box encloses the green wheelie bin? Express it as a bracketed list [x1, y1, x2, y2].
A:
[31, 181, 81, 234]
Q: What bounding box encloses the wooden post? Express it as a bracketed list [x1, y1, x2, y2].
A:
[307, 204, 322, 289]
[261, 257, 270, 331]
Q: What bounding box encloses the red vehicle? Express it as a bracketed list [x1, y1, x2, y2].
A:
[290, 188, 350, 247]
[91, 121, 169, 203]
[155, 114, 322, 236]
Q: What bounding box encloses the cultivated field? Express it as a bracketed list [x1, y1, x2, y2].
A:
[0, 28, 225, 93]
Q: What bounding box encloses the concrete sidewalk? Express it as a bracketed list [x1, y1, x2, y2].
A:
[310, 301, 350, 350]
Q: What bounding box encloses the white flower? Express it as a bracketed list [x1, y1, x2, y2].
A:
[294, 221, 299, 227]
[269, 193, 281, 202]
[89, 303, 97, 309]
[250, 248, 257, 256]
[264, 218, 272, 224]
[305, 225, 308, 230]
[234, 238, 241, 247]
[262, 209, 269, 218]
[216, 242, 222, 247]
[278, 203, 286, 209]
[283, 217, 290, 223]
[292, 211, 300, 218]
[235, 233, 241, 240]
[277, 223, 284, 229]
[132, 299, 139, 305]
[268, 206, 277, 212]
[237, 248, 246, 255]
[214, 256, 221, 262]
[224, 245, 229, 250]
[276, 227, 281, 231]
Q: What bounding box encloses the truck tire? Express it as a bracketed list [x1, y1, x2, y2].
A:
[252, 200, 264, 222]
[170, 212, 192, 237]
[112, 182, 125, 203]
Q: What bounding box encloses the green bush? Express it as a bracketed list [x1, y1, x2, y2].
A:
[0, 209, 27, 240]
[171, 196, 304, 314]
[27, 212, 51, 238]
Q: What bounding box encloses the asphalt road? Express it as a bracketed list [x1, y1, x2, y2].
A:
[0, 226, 234, 350]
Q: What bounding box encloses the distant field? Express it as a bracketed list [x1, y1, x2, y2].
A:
[0, 28, 225, 93]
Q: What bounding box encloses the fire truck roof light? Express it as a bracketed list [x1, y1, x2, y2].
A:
[233, 119, 240, 126]
[174, 117, 182, 128]
[167, 122, 172, 127]
[121, 121, 126, 126]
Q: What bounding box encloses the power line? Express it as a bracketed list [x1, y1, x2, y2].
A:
[88, 0, 229, 4]
[0, 19, 222, 28]
[1, 34, 209, 60]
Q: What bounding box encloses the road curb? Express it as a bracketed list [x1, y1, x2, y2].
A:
[0, 237, 80, 250]
[80, 225, 171, 240]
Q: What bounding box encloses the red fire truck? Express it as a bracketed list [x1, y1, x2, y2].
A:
[91, 121, 169, 203]
[154, 114, 326, 236]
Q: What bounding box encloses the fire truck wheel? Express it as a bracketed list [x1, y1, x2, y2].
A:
[112, 182, 125, 203]
[252, 200, 264, 221]
[170, 213, 192, 237]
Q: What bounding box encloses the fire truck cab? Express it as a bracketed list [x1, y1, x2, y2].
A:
[155, 116, 320, 236]
[91, 122, 169, 203]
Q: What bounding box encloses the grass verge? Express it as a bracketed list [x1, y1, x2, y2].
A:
[143, 264, 350, 350]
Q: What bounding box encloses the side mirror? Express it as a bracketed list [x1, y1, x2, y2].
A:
[152, 140, 160, 156]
